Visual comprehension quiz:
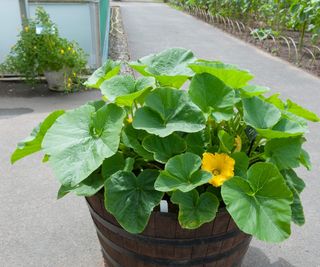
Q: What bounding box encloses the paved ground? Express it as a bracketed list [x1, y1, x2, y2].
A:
[119, 3, 320, 267]
[1, 2, 320, 267]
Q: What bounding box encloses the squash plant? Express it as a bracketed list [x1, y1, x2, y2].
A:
[11, 48, 319, 243]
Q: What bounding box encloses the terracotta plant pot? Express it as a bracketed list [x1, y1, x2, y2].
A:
[44, 70, 66, 91]
[86, 194, 252, 267]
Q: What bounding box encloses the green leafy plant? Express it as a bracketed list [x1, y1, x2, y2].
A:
[0, 7, 87, 86]
[11, 48, 319, 242]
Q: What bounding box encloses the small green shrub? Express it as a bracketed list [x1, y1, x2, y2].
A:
[0, 7, 87, 86]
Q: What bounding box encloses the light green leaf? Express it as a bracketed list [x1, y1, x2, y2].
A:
[11, 110, 65, 164]
[154, 152, 211, 192]
[142, 133, 186, 163]
[189, 73, 236, 115]
[84, 59, 121, 88]
[105, 170, 164, 234]
[222, 162, 293, 242]
[231, 152, 249, 177]
[43, 103, 125, 187]
[132, 87, 206, 137]
[265, 137, 302, 170]
[99, 75, 155, 106]
[286, 99, 320, 122]
[265, 93, 285, 109]
[300, 148, 312, 170]
[188, 59, 254, 88]
[257, 117, 308, 139]
[121, 124, 154, 160]
[218, 130, 234, 152]
[57, 172, 105, 199]
[211, 107, 234, 123]
[243, 96, 281, 129]
[129, 48, 196, 88]
[281, 169, 305, 226]
[171, 190, 219, 229]
[240, 85, 270, 97]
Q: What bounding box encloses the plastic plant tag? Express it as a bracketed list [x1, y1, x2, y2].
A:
[160, 200, 168, 213]
[36, 25, 43, 34]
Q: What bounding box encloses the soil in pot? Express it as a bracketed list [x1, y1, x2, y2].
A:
[86, 194, 252, 267]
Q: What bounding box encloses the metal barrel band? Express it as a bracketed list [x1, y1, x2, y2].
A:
[86, 199, 241, 247]
[96, 226, 251, 266]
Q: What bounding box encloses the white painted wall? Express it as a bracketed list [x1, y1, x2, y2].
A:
[0, 0, 23, 63]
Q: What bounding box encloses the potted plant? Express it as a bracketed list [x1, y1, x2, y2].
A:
[0, 7, 87, 91]
[11, 48, 319, 266]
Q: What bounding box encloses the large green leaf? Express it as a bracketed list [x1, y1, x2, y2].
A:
[189, 73, 236, 119]
[281, 169, 306, 226]
[243, 96, 281, 129]
[132, 87, 206, 137]
[154, 152, 211, 192]
[222, 162, 293, 242]
[185, 129, 210, 156]
[84, 59, 121, 88]
[171, 190, 219, 229]
[121, 124, 154, 160]
[286, 99, 320, 122]
[129, 48, 196, 88]
[142, 133, 186, 163]
[42, 103, 125, 187]
[257, 117, 307, 138]
[102, 152, 125, 179]
[239, 85, 270, 97]
[231, 152, 249, 177]
[188, 60, 254, 88]
[265, 137, 302, 170]
[105, 170, 164, 234]
[57, 172, 104, 199]
[11, 110, 65, 164]
[99, 75, 155, 106]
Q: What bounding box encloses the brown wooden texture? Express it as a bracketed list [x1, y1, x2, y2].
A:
[86, 195, 252, 267]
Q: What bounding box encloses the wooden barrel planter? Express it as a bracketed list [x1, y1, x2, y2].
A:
[86, 194, 252, 267]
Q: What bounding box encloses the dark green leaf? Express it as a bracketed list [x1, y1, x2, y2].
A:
[105, 170, 164, 234]
[132, 87, 206, 137]
[102, 152, 125, 179]
[189, 73, 236, 115]
[281, 169, 306, 225]
[185, 129, 210, 156]
[171, 190, 219, 229]
[231, 152, 249, 177]
[222, 162, 293, 242]
[57, 172, 105, 199]
[121, 124, 154, 160]
[300, 148, 312, 170]
[243, 96, 281, 129]
[265, 137, 302, 170]
[154, 152, 211, 192]
[142, 133, 186, 163]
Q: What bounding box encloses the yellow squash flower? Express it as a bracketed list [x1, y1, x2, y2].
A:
[126, 116, 133, 123]
[60, 49, 65, 54]
[201, 152, 235, 187]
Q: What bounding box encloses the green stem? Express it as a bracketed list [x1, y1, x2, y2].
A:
[249, 152, 265, 161]
[298, 21, 307, 57]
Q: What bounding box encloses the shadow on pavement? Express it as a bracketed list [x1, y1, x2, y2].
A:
[242, 247, 296, 267]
